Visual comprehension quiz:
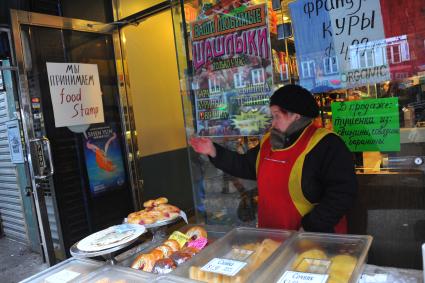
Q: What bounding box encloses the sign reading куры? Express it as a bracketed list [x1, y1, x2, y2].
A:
[46, 62, 105, 127]
[331, 97, 400, 152]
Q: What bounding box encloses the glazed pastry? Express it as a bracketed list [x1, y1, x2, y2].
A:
[248, 239, 280, 272]
[136, 216, 156, 225]
[171, 251, 193, 265]
[150, 248, 164, 261]
[131, 253, 156, 272]
[327, 254, 357, 283]
[180, 246, 199, 256]
[153, 197, 168, 206]
[163, 239, 180, 252]
[128, 198, 180, 225]
[185, 226, 208, 240]
[154, 244, 174, 258]
[152, 258, 177, 274]
[143, 199, 155, 208]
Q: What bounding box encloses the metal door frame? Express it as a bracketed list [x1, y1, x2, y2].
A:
[10, 9, 141, 265]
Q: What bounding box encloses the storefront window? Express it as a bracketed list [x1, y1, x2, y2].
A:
[171, 0, 425, 269]
[301, 60, 315, 78]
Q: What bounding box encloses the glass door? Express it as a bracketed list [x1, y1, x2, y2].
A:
[11, 10, 141, 264]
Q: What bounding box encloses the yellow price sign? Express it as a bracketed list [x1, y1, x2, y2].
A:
[231, 111, 269, 134]
[169, 231, 190, 248]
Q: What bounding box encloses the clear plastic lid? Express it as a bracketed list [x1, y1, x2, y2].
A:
[117, 224, 229, 272]
[173, 227, 294, 282]
[20, 257, 103, 283]
[79, 265, 155, 282]
[250, 232, 373, 283]
[155, 275, 202, 283]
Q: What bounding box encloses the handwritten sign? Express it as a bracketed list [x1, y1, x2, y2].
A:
[46, 63, 104, 127]
[289, 0, 390, 90]
[328, 0, 390, 87]
[277, 271, 329, 283]
[201, 258, 247, 277]
[331, 97, 400, 152]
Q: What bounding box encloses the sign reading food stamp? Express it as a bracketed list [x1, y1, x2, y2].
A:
[46, 62, 104, 127]
[331, 97, 400, 152]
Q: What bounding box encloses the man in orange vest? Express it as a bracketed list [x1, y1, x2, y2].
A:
[190, 84, 357, 233]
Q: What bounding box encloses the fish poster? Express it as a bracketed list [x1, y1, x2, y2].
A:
[83, 124, 127, 196]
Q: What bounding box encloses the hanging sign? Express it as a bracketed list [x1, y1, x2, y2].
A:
[190, 3, 273, 136]
[331, 97, 400, 152]
[289, 0, 390, 91]
[46, 62, 104, 127]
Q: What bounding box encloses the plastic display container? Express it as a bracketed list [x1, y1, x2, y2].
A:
[117, 224, 229, 271]
[250, 232, 373, 283]
[79, 265, 155, 282]
[155, 275, 202, 283]
[20, 257, 103, 283]
[173, 227, 294, 282]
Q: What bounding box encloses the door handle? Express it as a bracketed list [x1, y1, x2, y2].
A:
[30, 137, 54, 180]
[43, 137, 54, 178]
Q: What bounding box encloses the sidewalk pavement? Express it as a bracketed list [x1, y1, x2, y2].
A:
[0, 237, 48, 283]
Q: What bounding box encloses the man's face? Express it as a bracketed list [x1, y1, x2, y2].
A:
[270, 105, 300, 132]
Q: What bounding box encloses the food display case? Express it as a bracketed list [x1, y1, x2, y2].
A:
[79, 265, 154, 282]
[172, 227, 294, 282]
[117, 224, 230, 274]
[20, 225, 381, 283]
[249, 232, 373, 283]
[155, 275, 203, 283]
[20, 258, 104, 283]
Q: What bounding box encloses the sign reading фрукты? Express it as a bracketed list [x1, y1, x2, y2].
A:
[331, 97, 400, 152]
[46, 62, 104, 127]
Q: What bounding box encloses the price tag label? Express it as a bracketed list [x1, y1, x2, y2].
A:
[201, 258, 247, 277]
[45, 269, 81, 283]
[169, 231, 190, 248]
[277, 271, 329, 283]
[188, 237, 208, 250]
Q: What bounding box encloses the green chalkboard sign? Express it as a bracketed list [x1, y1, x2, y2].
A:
[331, 97, 400, 152]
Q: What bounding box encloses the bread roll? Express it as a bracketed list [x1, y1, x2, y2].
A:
[131, 253, 156, 272]
[186, 226, 208, 240]
[163, 239, 180, 252]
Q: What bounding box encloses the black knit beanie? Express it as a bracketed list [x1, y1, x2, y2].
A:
[269, 84, 319, 118]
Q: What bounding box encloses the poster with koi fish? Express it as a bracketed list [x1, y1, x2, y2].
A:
[83, 124, 126, 196]
[190, 3, 273, 136]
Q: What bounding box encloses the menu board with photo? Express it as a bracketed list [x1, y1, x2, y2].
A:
[190, 3, 274, 136]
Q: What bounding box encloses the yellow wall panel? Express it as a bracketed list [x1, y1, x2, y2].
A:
[118, 0, 165, 19]
[122, 10, 186, 157]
